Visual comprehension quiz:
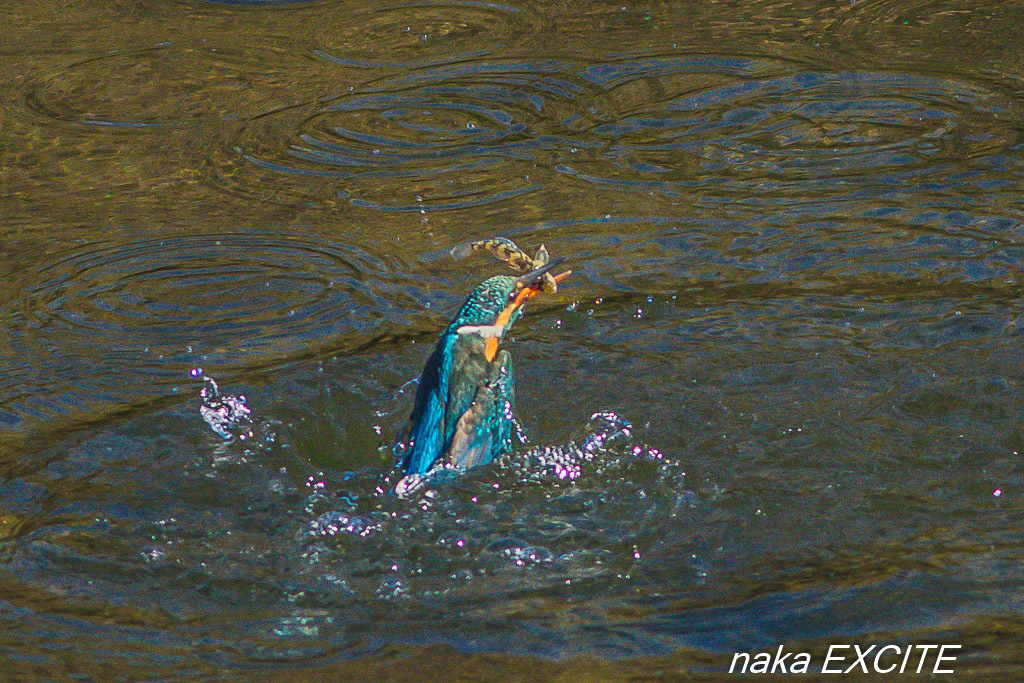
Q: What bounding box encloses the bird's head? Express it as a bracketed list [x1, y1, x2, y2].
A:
[450, 259, 572, 362]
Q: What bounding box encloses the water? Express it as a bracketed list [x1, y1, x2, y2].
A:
[3, 0, 1024, 677]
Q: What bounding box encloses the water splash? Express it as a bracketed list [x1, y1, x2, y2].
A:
[390, 409, 673, 495]
[197, 372, 255, 441]
[194, 369, 278, 454]
[507, 410, 672, 482]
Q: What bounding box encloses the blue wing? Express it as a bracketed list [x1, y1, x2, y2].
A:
[402, 331, 457, 475]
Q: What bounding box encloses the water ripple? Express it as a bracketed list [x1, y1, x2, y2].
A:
[216, 51, 1020, 214]
[194, 0, 321, 6]
[312, 1, 544, 68]
[822, 0, 1023, 70]
[0, 232, 417, 430]
[23, 42, 312, 130]
[18, 234, 389, 344]
[559, 58, 1021, 200]
[217, 60, 590, 210]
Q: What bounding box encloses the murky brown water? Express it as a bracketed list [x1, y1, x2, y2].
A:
[3, 0, 1024, 678]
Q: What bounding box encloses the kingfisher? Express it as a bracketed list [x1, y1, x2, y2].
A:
[398, 238, 571, 477]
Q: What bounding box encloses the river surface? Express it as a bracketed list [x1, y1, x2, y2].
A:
[2, 0, 1024, 678]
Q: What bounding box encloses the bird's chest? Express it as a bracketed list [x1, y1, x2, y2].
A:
[446, 335, 492, 395]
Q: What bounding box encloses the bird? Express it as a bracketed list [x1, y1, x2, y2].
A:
[397, 239, 571, 477]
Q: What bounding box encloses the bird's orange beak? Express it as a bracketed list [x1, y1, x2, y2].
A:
[484, 269, 572, 362]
